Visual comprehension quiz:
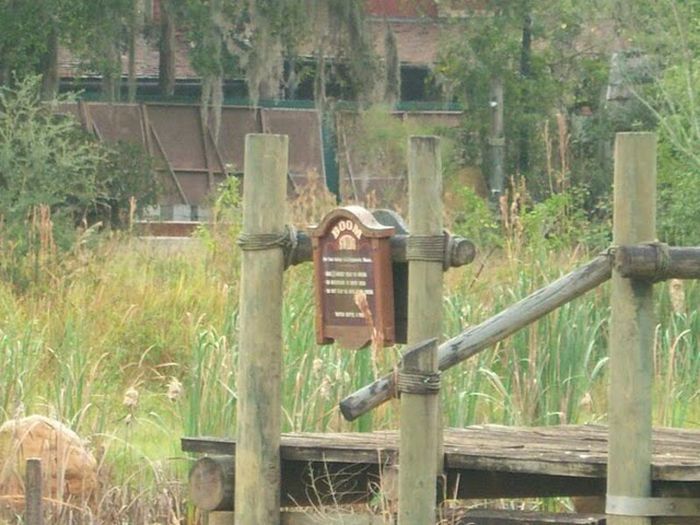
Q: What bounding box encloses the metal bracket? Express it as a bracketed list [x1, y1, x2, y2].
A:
[606, 495, 700, 517]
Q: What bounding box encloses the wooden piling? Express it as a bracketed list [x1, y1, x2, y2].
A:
[607, 132, 656, 525]
[399, 136, 443, 525]
[25, 458, 43, 525]
[235, 134, 289, 525]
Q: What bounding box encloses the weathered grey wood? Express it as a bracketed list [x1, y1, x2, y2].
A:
[184, 426, 700, 481]
[25, 458, 43, 525]
[607, 132, 656, 525]
[210, 509, 605, 525]
[183, 425, 700, 512]
[188, 452, 379, 511]
[189, 456, 234, 511]
[207, 511, 232, 525]
[400, 136, 444, 525]
[447, 509, 606, 524]
[339, 254, 613, 421]
[281, 510, 386, 525]
[290, 231, 476, 268]
[211, 510, 386, 525]
[235, 133, 288, 525]
[615, 245, 700, 280]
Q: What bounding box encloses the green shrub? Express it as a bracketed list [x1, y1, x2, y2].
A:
[451, 186, 501, 247]
[657, 143, 700, 245]
[0, 76, 159, 287]
[0, 77, 105, 240]
[520, 186, 610, 252]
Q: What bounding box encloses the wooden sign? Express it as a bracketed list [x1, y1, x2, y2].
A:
[311, 206, 396, 349]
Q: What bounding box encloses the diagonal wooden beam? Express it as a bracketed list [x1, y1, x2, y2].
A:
[339, 254, 613, 421]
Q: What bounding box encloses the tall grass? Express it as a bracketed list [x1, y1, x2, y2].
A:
[1, 234, 697, 436]
[0, 223, 698, 523]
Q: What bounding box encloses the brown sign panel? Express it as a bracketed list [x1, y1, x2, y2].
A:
[311, 206, 396, 349]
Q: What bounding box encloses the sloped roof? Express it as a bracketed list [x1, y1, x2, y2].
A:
[365, 0, 438, 18]
[58, 34, 197, 80]
[369, 19, 442, 66]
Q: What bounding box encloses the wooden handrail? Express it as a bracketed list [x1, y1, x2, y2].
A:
[339, 254, 614, 421]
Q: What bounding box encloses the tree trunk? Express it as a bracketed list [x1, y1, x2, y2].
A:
[127, 0, 139, 102]
[159, 0, 176, 97]
[199, 0, 223, 142]
[384, 23, 400, 107]
[314, 41, 327, 112]
[518, 12, 532, 174]
[40, 25, 59, 100]
[101, 40, 121, 102]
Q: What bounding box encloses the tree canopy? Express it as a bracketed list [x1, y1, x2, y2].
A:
[1, 0, 699, 244]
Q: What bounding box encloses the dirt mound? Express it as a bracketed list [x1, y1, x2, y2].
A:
[0, 415, 98, 511]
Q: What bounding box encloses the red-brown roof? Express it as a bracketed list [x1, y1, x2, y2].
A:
[369, 19, 442, 65]
[365, 0, 438, 18]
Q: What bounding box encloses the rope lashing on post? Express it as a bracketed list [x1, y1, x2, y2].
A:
[407, 232, 452, 270]
[397, 368, 441, 395]
[237, 224, 298, 269]
[600, 244, 617, 257]
[608, 241, 675, 281]
[644, 240, 671, 281]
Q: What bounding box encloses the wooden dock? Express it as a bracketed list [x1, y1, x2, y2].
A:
[183, 424, 700, 513]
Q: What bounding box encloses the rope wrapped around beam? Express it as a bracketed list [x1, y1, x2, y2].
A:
[237, 224, 298, 269]
[644, 241, 670, 281]
[407, 233, 451, 270]
[397, 368, 441, 395]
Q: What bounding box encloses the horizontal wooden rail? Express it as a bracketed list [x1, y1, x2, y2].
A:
[615, 245, 700, 280]
[290, 231, 476, 268]
[339, 254, 613, 421]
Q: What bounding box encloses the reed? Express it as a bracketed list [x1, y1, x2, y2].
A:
[0, 227, 697, 523]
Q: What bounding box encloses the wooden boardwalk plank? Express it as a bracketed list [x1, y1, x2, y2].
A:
[183, 425, 700, 482]
[183, 425, 700, 508]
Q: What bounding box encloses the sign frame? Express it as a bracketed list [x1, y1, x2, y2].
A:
[311, 206, 396, 349]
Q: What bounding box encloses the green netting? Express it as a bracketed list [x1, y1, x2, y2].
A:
[73, 91, 463, 112]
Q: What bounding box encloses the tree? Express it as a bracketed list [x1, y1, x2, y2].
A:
[66, 0, 136, 102]
[436, 1, 608, 199]
[159, 0, 177, 97]
[0, 77, 105, 250]
[383, 23, 401, 106]
[0, 0, 65, 97]
[611, 0, 700, 244]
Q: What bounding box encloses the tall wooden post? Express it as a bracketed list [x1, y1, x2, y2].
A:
[235, 134, 289, 525]
[399, 136, 443, 525]
[607, 132, 656, 525]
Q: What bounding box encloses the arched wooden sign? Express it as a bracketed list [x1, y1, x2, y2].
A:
[311, 206, 396, 349]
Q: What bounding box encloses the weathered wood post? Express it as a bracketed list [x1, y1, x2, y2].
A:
[235, 134, 289, 525]
[25, 458, 43, 525]
[607, 132, 656, 525]
[399, 136, 444, 524]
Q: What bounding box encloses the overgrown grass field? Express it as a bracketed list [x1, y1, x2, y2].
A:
[0, 225, 697, 521]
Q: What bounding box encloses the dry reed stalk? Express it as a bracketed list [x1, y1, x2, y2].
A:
[669, 279, 686, 314]
[289, 170, 337, 227]
[353, 291, 384, 379]
[128, 196, 137, 231]
[28, 205, 56, 274]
